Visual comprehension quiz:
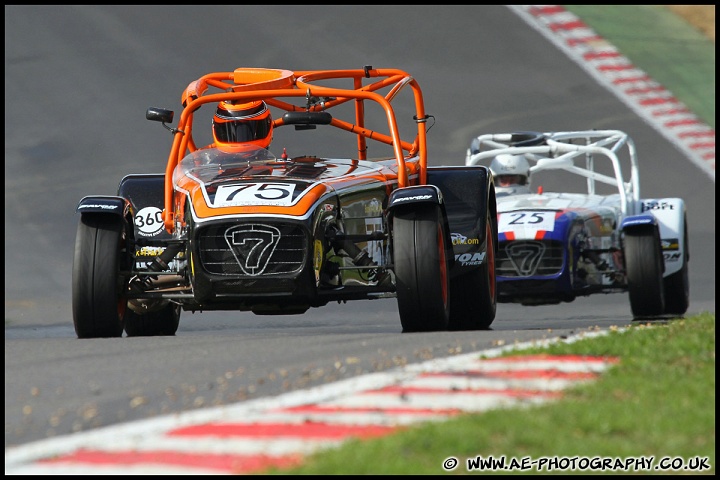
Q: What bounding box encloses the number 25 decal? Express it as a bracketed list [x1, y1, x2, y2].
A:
[498, 211, 555, 232]
[508, 212, 546, 225]
[215, 183, 297, 206]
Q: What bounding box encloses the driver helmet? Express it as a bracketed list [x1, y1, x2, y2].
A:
[489, 154, 531, 195]
[212, 100, 273, 149]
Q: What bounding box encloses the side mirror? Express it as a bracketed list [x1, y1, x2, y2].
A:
[146, 107, 174, 124]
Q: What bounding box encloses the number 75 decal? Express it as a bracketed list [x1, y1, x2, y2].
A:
[214, 183, 297, 207]
[498, 211, 555, 232]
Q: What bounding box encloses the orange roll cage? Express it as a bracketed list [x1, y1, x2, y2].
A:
[162, 67, 430, 233]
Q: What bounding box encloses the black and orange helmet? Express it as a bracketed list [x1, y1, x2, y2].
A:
[212, 100, 273, 149]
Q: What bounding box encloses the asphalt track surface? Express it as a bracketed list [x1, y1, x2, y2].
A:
[4, 5, 715, 473]
[7, 352, 620, 474]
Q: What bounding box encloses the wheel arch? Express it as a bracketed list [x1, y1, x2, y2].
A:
[389, 184, 453, 264]
[76, 195, 133, 218]
[639, 197, 688, 277]
[76, 195, 136, 253]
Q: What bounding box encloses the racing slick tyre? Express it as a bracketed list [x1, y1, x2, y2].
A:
[663, 220, 689, 316]
[124, 303, 181, 337]
[449, 220, 497, 330]
[393, 205, 451, 332]
[72, 214, 129, 338]
[625, 228, 665, 319]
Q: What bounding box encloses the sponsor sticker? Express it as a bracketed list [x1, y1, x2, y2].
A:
[392, 194, 432, 204]
[451, 232, 479, 245]
[78, 203, 118, 210]
[135, 206, 165, 237]
[454, 252, 486, 266]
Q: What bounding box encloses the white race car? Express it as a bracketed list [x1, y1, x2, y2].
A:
[466, 130, 689, 319]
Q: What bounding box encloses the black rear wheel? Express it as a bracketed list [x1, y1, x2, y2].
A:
[72, 215, 128, 338]
[393, 206, 450, 332]
[663, 219, 689, 316]
[625, 228, 665, 319]
[449, 220, 497, 330]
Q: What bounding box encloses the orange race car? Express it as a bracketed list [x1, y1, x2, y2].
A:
[72, 66, 497, 338]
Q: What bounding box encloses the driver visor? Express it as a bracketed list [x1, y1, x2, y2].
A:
[495, 174, 527, 186]
[215, 118, 271, 143]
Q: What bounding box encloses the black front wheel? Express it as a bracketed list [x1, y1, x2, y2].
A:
[72, 214, 129, 338]
[625, 228, 665, 319]
[393, 206, 451, 332]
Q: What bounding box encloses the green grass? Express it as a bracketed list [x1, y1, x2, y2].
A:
[563, 5, 715, 129]
[266, 312, 715, 474]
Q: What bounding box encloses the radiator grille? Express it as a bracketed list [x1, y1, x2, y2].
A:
[197, 222, 307, 276]
[496, 240, 564, 277]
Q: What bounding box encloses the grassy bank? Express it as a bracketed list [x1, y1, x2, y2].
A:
[268, 312, 715, 474]
[563, 5, 715, 129]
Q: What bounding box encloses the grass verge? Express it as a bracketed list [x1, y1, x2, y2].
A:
[267, 312, 715, 474]
[563, 5, 715, 129]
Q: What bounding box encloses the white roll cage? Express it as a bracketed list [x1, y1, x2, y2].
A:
[466, 130, 642, 217]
